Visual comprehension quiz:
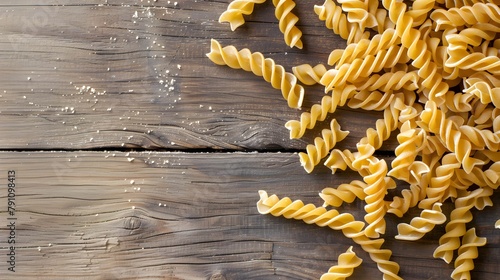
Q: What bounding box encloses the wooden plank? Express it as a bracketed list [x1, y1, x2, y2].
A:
[0, 0, 387, 151]
[0, 151, 499, 279]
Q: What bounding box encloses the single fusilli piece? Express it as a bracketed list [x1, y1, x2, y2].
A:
[459, 123, 500, 151]
[337, 0, 378, 30]
[315, 0, 370, 44]
[257, 191, 401, 280]
[206, 39, 304, 108]
[299, 119, 349, 173]
[406, 0, 435, 27]
[450, 228, 487, 280]
[395, 203, 447, 241]
[320, 180, 367, 207]
[464, 79, 500, 108]
[327, 29, 400, 66]
[387, 183, 426, 217]
[433, 187, 492, 263]
[452, 161, 500, 191]
[320, 45, 410, 91]
[292, 64, 327, 85]
[346, 89, 396, 111]
[285, 85, 358, 139]
[272, 0, 303, 49]
[446, 28, 500, 75]
[363, 158, 394, 238]
[431, 3, 500, 30]
[219, 0, 268, 31]
[320, 246, 363, 280]
[350, 235, 402, 280]
[352, 71, 419, 92]
[418, 153, 461, 209]
[358, 95, 405, 150]
[256, 190, 366, 237]
[388, 106, 429, 185]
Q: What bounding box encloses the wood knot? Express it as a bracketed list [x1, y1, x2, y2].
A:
[209, 273, 226, 280]
[123, 217, 141, 230]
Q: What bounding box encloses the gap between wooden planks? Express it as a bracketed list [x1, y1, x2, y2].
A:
[0, 151, 499, 279]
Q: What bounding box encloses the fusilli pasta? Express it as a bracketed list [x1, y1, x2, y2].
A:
[320, 246, 362, 280]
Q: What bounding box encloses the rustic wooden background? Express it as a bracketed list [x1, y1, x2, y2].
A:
[0, 0, 498, 279]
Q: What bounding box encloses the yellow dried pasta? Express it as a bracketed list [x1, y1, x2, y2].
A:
[272, 0, 303, 49]
[208, 0, 500, 278]
[257, 191, 402, 280]
[450, 228, 487, 280]
[395, 203, 447, 241]
[320, 246, 362, 280]
[299, 119, 349, 173]
[219, 0, 267, 31]
[206, 39, 304, 108]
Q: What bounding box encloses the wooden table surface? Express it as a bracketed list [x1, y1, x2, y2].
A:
[0, 1, 499, 279]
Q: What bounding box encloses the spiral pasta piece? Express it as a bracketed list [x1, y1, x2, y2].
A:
[359, 95, 405, 150]
[352, 71, 419, 92]
[320, 246, 362, 280]
[218, 0, 267, 31]
[433, 188, 492, 263]
[363, 158, 394, 238]
[387, 183, 426, 217]
[388, 121, 429, 185]
[446, 27, 500, 74]
[256, 190, 366, 237]
[350, 235, 402, 280]
[206, 39, 304, 108]
[299, 119, 349, 173]
[285, 85, 357, 139]
[292, 64, 327, 85]
[395, 203, 447, 241]
[450, 228, 487, 280]
[453, 161, 500, 191]
[419, 153, 461, 209]
[320, 180, 367, 207]
[327, 29, 400, 66]
[466, 71, 500, 88]
[346, 89, 396, 111]
[406, 0, 436, 27]
[337, 0, 371, 27]
[464, 79, 500, 108]
[257, 191, 401, 280]
[459, 122, 500, 151]
[315, 0, 370, 44]
[320, 45, 410, 91]
[431, 3, 500, 30]
[272, 0, 303, 49]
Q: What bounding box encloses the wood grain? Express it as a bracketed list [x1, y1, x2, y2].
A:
[0, 152, 499, 280]
[1, 1, 500, 280]
[0, 0, 387, 151]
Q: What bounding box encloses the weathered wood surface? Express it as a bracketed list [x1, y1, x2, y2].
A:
[0, 0, 385, 151]
[0, 152, 499, 280]
[1, 1, 500, 280]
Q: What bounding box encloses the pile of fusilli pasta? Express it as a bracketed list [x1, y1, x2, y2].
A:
[207, 0, 500, 279]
